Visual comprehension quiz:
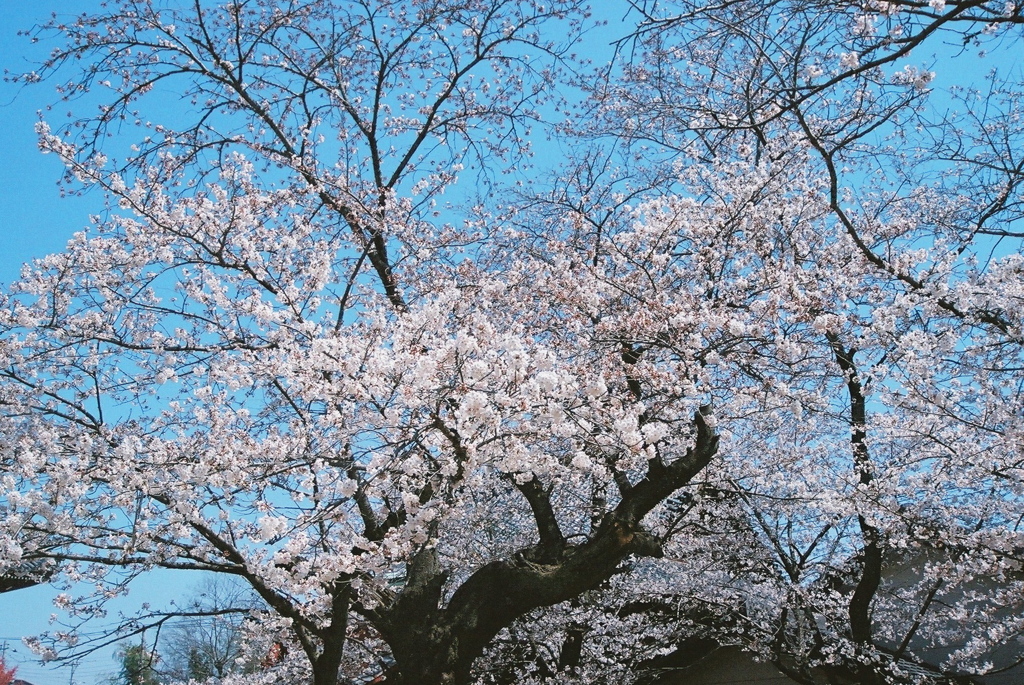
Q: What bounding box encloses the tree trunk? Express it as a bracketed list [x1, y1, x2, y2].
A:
[378, 517, 645, 683]
[373, 412, 719, 685]
[309, 587, 351, 685]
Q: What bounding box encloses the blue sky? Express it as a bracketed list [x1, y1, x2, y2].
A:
[0, 2, 95, 677]
[0, 2, 104, 287]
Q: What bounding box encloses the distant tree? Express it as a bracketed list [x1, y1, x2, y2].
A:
[159, 577, 259, 682]
[111, 642, 160, 685]
[0, 655, 17, 685]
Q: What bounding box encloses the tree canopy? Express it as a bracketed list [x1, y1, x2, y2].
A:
[1, 1, 1023, 684]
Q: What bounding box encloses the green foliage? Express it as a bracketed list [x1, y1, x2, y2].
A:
[111, 641, 160, 685]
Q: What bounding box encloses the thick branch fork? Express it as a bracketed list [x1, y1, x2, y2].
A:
[371, 411, 719, 685]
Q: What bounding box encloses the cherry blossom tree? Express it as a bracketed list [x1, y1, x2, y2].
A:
[3, 1, 713, 684]
[477, 1, 1024, 683]
[2, 1, 1023, 685]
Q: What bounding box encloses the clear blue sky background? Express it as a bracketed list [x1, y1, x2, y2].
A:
[0, 2, 104, 287]
[0, 2, 1018, 685]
